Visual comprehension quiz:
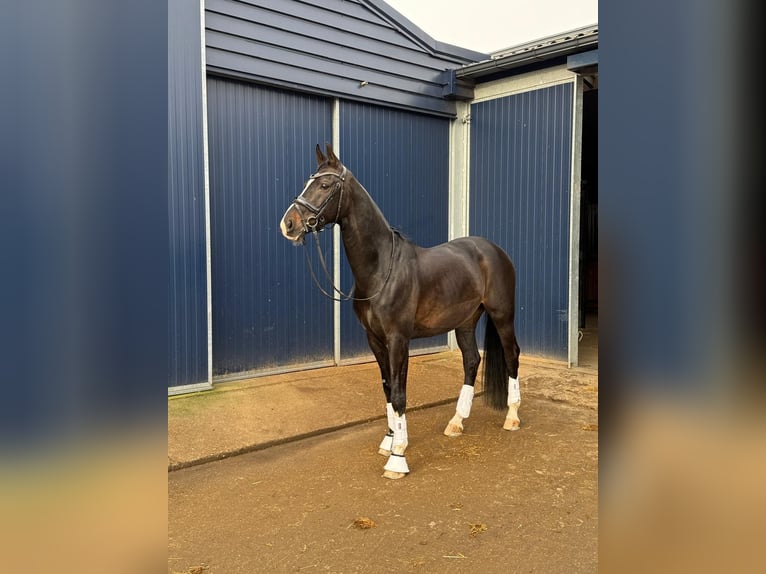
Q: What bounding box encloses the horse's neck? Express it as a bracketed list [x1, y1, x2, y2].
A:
[340, 179, 394, 289]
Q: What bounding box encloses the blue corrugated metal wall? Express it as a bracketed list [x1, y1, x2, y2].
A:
[169, 0, 208, 387]
[469, 83, 573, 359]
[339, 101, 450, 359]
[206, 77, 334, 375]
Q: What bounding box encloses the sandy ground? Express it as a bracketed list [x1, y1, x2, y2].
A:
[169, 349, 598, 573]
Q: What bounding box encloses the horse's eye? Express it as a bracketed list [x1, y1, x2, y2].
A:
[321, 183, 329, 189]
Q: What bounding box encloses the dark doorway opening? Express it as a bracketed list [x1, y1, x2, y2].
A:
[579, 80, 598, 368]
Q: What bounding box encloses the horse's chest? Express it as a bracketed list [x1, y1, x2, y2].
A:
[354, 302, 382, 333]
[353, 300, 407, 338]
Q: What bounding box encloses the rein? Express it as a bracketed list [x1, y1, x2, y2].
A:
[291, 166, 397, 302]
[302, 227, 397, 302]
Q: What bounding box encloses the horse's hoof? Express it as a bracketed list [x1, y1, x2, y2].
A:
[443, 422, 463, 437]
[378, 448, 392, 456]
[503, 419, 520, 431]
[382, 470, 407, 480]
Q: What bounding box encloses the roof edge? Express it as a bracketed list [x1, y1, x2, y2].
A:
[457, 23, 598, 79]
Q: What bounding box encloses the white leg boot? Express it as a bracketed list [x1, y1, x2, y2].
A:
[383, 412, 409, 479]
[444, 384, 474, 436]
[378, 403, 395, 455]
[503, 376, 521, 431]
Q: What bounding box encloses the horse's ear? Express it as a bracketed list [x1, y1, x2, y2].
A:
[315, 143, 326, 167]
[325, 143, 339, 167]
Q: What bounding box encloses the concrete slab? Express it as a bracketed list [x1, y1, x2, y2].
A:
[168, 350, 597, 471]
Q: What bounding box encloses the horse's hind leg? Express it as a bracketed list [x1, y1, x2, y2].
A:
[444, 312, 483, 437]
[484, 306, 522, 431]
[502, 331, 522, 431]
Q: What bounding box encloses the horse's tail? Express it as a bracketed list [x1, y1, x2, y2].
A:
[482, 315, 509, 410]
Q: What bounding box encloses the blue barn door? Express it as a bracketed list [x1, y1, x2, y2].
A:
[339, 102, 450, 361]
[469, 83, 574, 360]
[206, 78, 334, 376]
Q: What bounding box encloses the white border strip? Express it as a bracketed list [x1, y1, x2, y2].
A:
[336, 344, 449, 367]
[168, 381, 214, 397]
[201, 0, 214, 387]
[211, 359, 336, 386]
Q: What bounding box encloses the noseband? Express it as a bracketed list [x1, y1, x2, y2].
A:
[292, 166, 347, 233]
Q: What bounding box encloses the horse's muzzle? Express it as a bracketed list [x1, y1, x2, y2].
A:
[279, 205, 306, 244]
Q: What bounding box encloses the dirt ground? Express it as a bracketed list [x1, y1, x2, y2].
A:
[168, 357, 598, 573]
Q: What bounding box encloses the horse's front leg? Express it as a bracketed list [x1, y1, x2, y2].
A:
[366, 332, 394, 456]
[382, 335, 410, 480]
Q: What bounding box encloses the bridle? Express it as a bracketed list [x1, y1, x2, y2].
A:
[291, 166, 347, 234]
[290, 165, 396, 302]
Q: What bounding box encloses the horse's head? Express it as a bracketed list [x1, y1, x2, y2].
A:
[280, 143, 347, 244]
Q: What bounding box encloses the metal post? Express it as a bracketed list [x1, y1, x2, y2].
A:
[567, 76, 584, 367]
[332, 98, 341, 365]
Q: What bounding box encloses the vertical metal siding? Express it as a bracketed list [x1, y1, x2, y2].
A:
[206, 78, 334, 375]
[168, 0, 208, 387]
[339, 102, 450, 359]
[469, 83, 573, 359]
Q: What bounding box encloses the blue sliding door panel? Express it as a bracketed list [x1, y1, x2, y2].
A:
[339, 102, 450, 360]
[469, 83, 573, 359]
[207, 78, 334, 375]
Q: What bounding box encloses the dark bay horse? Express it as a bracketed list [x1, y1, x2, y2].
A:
[280, 144, 521, 479]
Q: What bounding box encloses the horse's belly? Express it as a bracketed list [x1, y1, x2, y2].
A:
[412, 254, 484, 337]
[413, 299, 481, 338]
